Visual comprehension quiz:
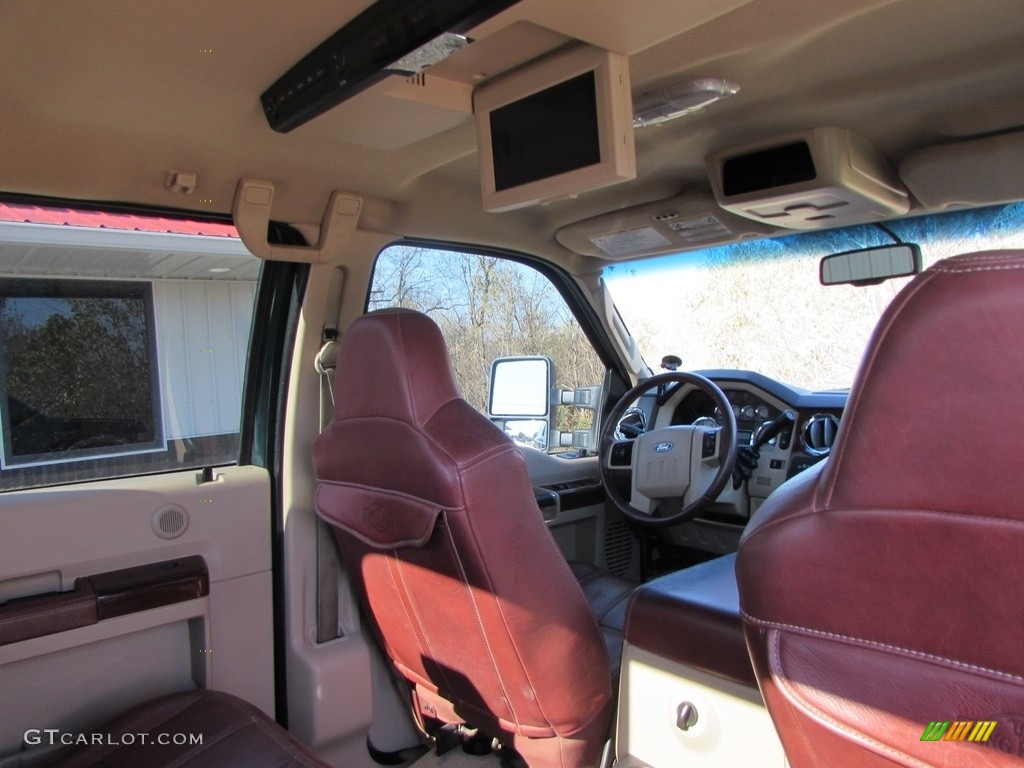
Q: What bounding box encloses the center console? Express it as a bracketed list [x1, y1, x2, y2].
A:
[615, 554, 787, 767]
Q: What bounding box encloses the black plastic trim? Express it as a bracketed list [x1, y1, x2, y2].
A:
[261, 0, 520, 133]
[543, 479, 605, 511]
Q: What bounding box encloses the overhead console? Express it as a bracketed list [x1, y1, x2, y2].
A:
[707, 127, 910, 229]
[556, 190, 773, 260]
[474, 44, 637, 212]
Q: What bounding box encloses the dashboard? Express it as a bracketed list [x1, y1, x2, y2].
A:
[671, 388, 790, 452]
[667, 370, 847, 482]
[627, 370, 847, 554]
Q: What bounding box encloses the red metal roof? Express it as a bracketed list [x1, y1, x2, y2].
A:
[0, 202, 238, 238]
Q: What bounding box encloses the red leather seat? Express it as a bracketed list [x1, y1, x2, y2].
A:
[312, 308, 622, 768]
[736, 251, 1024, 766]
[41, 690, 330, 768]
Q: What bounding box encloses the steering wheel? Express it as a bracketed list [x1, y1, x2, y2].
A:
[600, 372, 738, 527]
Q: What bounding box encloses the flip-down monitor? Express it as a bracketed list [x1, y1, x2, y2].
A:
[475, 45, 636, 213]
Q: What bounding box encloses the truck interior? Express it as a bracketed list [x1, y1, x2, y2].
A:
[2, 1, 1024, 767]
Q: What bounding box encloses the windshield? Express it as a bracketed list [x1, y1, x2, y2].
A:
[604, 203, 1024, 391]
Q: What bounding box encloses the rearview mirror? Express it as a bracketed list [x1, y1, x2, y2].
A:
[820, 244, 922, 286]
[488, 357, 551, 418]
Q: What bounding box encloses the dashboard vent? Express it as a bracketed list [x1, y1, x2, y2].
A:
[801, 413, 840, 457]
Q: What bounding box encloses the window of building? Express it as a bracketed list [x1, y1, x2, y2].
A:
[0, 203, 260, 491]
[1, 278, 162, 466]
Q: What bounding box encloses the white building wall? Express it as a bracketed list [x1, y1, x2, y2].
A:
[153, 280, 256, 439]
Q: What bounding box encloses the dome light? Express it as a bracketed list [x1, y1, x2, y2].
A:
[633, 79, 739, 127]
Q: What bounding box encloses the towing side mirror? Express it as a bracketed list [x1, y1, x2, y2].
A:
[488, 356, 552, 418]
[488, 356, 553, 451]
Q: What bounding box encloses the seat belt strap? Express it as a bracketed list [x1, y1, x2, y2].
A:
[315, 338, 342, 643]
[315, 338, 337, 431]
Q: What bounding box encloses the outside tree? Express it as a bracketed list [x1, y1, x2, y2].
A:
[1, 291, 154, 456]
[370, 247, 602, 436]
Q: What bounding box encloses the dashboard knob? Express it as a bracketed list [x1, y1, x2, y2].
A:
[676, 701, 698, 731]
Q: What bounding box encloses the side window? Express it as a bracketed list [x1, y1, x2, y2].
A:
[0, 204, 260, 491]
[369, 245, 604, 452]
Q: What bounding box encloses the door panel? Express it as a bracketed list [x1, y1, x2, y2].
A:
[0, 464, 274, 761]
[0, 208, 278, 763]
[523, 450, 640, 578]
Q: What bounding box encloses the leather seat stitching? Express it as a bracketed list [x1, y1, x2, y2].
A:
[931, 262, 1024, 273]
[458, 443, 516, 472]
[536, 519, 611, 675]
[767, 630, 933, 768]
[442, 514, 522, 731]
[66, 692, 206, 764]
[463, 524, 558, 735]
[419, 401, 523, 474]
[385, 556, 427, 659]
[940, 256, 1024, 265]
[743, 609, 1024, 683]
[317, 478, 460, 512]
[390, 554, 457, 696]
[744, 505, 1024, 544]
[457, 454, 610, 688]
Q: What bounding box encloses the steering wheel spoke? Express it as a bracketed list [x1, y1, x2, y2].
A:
[604, 438, 636, 470]
[600, 372, 737, 527]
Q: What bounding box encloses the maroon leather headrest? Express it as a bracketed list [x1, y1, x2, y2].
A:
[818, 249, 1024, 518]
[333, 308, 461, 427]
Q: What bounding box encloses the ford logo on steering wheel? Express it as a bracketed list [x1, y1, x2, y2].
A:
[654, 442, 674, 453]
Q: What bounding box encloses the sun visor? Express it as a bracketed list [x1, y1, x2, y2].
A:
[555, 191, 773, 260]
[900, 131, 1024, 210]
[707, 127, 909, 230]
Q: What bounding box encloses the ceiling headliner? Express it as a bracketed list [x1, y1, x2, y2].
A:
[2, 0, 1024, 271]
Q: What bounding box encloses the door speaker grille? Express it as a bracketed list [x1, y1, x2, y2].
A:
[152, 504, 189, 539]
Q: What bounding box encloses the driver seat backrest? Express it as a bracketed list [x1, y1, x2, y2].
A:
[736, 250, 1024, 766]
[312, 308, 613, 768]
